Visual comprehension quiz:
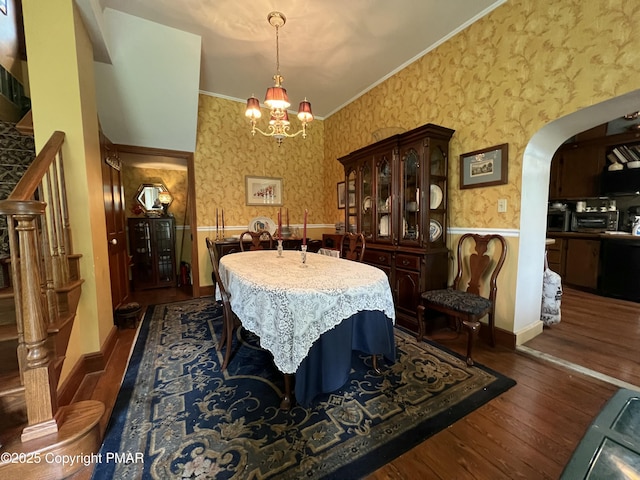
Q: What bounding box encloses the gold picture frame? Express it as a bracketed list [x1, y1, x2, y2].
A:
[245, 176, 283, 206]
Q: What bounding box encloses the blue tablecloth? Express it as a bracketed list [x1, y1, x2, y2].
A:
[294, 310, 395, 406]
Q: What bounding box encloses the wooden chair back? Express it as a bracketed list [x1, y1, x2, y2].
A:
[239, 230, 274, 251]
[453, 233, 507, 305]
[307, 239, 323, 253]
[205, 237, 236, 369]
[205, 237, 231, 303]
[417, 233, 507, 366]
[340, 232, 366, 262]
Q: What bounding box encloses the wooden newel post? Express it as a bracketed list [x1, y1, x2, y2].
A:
[11, 202, 59, 441]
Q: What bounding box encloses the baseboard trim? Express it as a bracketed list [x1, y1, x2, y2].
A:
[199, 285, 214, 297]
[57, 325, 119, 407]
[478, 324, 516, 350]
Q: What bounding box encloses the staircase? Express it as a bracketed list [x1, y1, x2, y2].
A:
[0, 122, 103, 479]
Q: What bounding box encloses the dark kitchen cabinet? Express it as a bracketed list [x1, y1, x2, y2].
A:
[339, 123, 454, 332]
[551, 143, 606, 199]
[564, 237, 600, 290]
[128, 217, 176, 290]
[548, 155, 562, 200]
[599, 238, 640, 302]
[546, 236, 566, 276]
[550, 129, 640, 200]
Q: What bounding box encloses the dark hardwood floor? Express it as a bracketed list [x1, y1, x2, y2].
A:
[523, 287, 640, 387]
[77, 285, 639, 479]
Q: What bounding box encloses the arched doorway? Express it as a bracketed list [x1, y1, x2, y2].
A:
[514, 89, 640, 340]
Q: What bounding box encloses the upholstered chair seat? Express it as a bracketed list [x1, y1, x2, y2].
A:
[417, 233, 507, 366]
[421, 289, 492, 316]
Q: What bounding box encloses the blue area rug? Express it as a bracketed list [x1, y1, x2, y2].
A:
[93, 299, 516, 479]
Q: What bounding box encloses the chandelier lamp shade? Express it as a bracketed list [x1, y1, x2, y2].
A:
[245, 11, 313, 145]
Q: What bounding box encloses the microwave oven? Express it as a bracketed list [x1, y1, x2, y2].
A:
[547, 208, 571, 232]
[571, 211, 619, 232]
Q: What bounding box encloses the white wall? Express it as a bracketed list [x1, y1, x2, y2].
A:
[514, 89, 640, 343]
[93, 8, 201, 152]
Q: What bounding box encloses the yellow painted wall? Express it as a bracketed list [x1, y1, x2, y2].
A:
[322, 0, 640, 333]
[23, 0, 112, 383]
[194, 94, 327, 286]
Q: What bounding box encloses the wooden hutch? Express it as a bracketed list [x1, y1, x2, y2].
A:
[128, 216, 177, 290]
[339, 123, 454, 332]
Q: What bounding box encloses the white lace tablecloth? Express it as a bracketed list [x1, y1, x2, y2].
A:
[218, 250, 395, 373]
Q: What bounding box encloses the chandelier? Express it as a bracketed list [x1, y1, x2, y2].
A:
[245, 11, 313, 145]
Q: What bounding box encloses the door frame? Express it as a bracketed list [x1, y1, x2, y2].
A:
[115, 144, 200, 298]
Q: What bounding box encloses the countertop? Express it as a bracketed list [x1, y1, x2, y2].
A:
[548, 231, 640, 242]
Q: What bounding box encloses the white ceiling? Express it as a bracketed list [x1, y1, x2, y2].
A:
[77, 0, 505, 118]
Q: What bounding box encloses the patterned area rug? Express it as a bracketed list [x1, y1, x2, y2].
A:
[93, 299, 516, 479]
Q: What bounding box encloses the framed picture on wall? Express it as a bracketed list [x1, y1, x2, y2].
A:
[337, 181, 346, 209]
[245, 176, 283, 206]
[460, 143, 508, 189]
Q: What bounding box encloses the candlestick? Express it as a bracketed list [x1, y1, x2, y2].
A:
[278, 208, 282, 240]
[221, 209, 225, 237]
[286, 208, 289, 227]
[303, 209, 308, 245]
[216, 208, 219, 239]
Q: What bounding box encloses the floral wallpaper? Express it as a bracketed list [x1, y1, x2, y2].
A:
[123, 165, 190, 266]
[325, 0, 640, 230]
[123, 165, 188, 225]
[194, 94, 326, 230]
[321, 0, 640, 332]
[193, 0, 640, 318]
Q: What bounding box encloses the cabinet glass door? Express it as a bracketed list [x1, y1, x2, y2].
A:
[131, 220, 154, 286]
[361, 161, 373, 239]
[376, 157, 392, 241]
[430, 144, 446, 177]
[346, 169, 357, 234]
[401, 148, 420, 244]
[155, 219, 175, 284]
[428, 141, 447, 248]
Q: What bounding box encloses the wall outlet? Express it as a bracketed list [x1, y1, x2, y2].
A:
[498, 199, 507, 213]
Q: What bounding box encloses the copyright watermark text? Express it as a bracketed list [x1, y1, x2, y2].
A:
[1, 451, 144, 466]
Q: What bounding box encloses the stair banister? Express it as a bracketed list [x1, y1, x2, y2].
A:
[0, 130, 69, 441]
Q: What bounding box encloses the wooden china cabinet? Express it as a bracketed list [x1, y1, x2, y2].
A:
[339, 123, 454, 332]
[128, 217, 177, 290]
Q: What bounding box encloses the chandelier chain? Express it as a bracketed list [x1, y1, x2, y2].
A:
[244, 11, 313, 145]
[275, 24, 280, 77]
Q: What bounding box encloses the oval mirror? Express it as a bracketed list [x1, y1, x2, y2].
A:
[135, 183, 171, 214]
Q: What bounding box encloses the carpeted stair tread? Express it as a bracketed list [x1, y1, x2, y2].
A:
[0, 323, 18, 342]
[0, 120, 36, 257]
[0, 370, 23, 397]
[0, 286, 13, 300]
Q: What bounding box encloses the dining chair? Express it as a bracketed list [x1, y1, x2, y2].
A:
[416, 233, 507, 366]
[340, 232, 366, 262]
[307, 239, 323, 253]
[205, 237, 239, 370]
[239, 230, 274, 251]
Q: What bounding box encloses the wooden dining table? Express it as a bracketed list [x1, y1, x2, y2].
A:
[218, 249, 396, 408]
